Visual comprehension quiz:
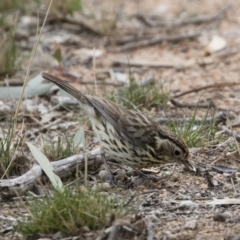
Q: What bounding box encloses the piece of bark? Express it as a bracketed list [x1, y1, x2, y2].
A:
[0, 148, 102, 199]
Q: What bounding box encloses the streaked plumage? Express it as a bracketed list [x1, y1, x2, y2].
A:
[42, 72, 194, 171]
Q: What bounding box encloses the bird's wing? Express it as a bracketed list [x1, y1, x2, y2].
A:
[86, 96, 153, 147]
[41, 72, 154, 147]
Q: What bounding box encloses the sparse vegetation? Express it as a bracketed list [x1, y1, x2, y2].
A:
[0, 17, 18, 76]
[0, 0, 82, 13]
[0, 0, 82, 76]
[0, 1, 238, 239]
[0, 0, 26, 10]
[0, 120, 20, 178]
[43, 129, 85, 160]
[41, 0, 82, 16]
[168, 109, 220, 148]
[111, 77, 170, 110]
[18, 188, 123, 236]
[42, 134, 81, 161]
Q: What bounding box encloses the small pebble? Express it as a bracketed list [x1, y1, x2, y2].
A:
[92, 182, 111, 191]
[213, 213, 227, 222]
[178, 193, 191, 200]
[161, 201, 171, 207]
[83, 226, 90, 232]
[98, 170, 109, 181]
[210, 192, 216, 197]
[201, 190, 206, 196]
[151, 215, 159, 223]
[185, 220, 197, 230]
[179, 200, 199, 209]
[223, 211, 232, 219]
[154, 210, 163, 218]
[211, 179, 218, 186]
[102, 182, 111, 189]
[195, 193, 201, 198]
[179, 188, 187, 194]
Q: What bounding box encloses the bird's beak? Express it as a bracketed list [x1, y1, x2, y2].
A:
[183, 159, 196, 172]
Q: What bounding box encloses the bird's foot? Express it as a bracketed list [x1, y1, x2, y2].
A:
[101, 153, 117, 186]
[108, 173, 117, 186]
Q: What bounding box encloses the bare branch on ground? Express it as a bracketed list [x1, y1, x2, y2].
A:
[170, 98, 216, 109]
[0, 148, 102, 199]
[173, 82, 240, 98]
[112, 32, 200, 52]
[134, 3, 231, 27]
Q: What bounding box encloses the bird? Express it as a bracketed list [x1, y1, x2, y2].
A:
[42, 72, 194, 183]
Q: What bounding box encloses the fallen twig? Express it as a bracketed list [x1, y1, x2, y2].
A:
[170, 98, 216, 109]
[147, 221, 154, 240]
[113, 58, 178, 68]
[158, 112, 233, 125]
[123, 191, 136, 207]
[112, 58, 196, 69]
[173, 3, 231, 26]
[194, 160, 238, 174]
[107, 225, 119, 240]
[0, 148, 102, 199]
[215, 48, 240, 58]
[134, 3, 231, 27]
[134, 14, 161, 27]
[45, 15, 103, 35]
[112, 32, 200, 52]
[217, 126, 240, 142]
[206, 198, 240, 205]
[173, 82, 240, 98]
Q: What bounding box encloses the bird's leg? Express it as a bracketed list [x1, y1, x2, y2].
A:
[101, 152, 117, 186]
[134, 169, 159, 182]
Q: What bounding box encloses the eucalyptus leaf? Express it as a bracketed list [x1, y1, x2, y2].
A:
[73, 128, 85, 148]
[0, 74, 53, 100]
[26, 142, 64, 191]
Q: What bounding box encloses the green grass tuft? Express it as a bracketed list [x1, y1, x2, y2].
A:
[42, 135, 79, 161]
[18, 188, 123, 236]
[168, 109, 220, 148]
[0, 120, 21, 178]
[111, 77, 170, 110]
[43, 0, 82, 16]
[0, 0, 25, 10]
[0, 22, 18, 76]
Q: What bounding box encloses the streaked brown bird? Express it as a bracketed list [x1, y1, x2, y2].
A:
[42, 72, 194, 182]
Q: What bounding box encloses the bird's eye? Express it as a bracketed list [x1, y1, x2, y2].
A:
[174, 149, 181, 156]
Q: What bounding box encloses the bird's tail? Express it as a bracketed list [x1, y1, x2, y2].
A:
[42, 72, 89, 105]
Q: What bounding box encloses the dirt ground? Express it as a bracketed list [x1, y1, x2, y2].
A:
[2, 0, 240, 239]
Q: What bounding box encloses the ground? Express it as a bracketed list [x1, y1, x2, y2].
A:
[1, 0, 240, 239]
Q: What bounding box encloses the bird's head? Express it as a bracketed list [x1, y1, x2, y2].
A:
[154, 133, 195, 171]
